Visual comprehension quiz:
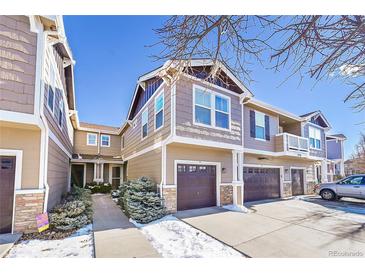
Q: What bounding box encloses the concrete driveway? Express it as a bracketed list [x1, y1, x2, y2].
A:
[174, 197, 365, 258]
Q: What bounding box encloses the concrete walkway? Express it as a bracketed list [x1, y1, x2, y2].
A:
[175, 199, 365, 258]
[0, 233, 21, 258]
[92, 194, 161, 258]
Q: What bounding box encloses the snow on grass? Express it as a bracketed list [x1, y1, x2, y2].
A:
[222, 204, 250, 213]
[6, 224, 94, 258]
[131, 215, 243, 258]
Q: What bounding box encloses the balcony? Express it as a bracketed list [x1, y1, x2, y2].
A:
[275, 133, 309, 156]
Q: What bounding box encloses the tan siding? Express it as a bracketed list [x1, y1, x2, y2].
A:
[47, 138, 69, 209]
[0, 16, 37, 114]
[127, 148, 162, 184]
[123, 85, 171, 158]
[166, 143, 233, 185]
[284, 122, 302, 136]
[175, 76, 242, 145]
[0, 122, 40, 189]
[73, 130, 121, 157]
[275, 135, 284, 152]
[244, 105, 279, 152]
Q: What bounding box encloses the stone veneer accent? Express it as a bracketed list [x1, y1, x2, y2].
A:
[220, 185, 233, 205]
[162, 187, 177, 213]
[14, 192, 45, 233]
[282, 182, 292, 197]
[306, 181, 316, 195]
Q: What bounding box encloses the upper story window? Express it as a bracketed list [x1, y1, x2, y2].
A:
[309, 126, 321, 149]
[101, 135, 110, 147]
[193, 86, 230, 130]
[47, 68, 55, 112]
[142, 108, 148, 138]
[155, 92, 164, 130]
[255, 112, 266, 140]
[249, 110, 270, 141]
[58, 99, 64, 127]
[87, 133, 97, 146]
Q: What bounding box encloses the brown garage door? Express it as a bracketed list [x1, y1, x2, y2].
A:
[0, 156, 16, 234]
[243, 167, 280, 202]
[291, 169, 304, 195]
[177, 164, 216, 211]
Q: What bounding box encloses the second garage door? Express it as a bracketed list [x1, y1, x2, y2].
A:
[177, 164, 217, 211]
[243, 167, 280, 202]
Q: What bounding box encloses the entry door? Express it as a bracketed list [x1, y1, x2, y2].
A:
[0, 156, 16, 234]
[336, 176, 364, 198]
[177, 164, 217, 211]
[111, 166, 121, 189]
[291, 169, 304, 195]
[71, 164, 85, 188]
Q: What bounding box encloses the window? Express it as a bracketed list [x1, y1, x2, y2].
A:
[142, 108, 148, 138]
[309, 126, 321, 149]
[194, 86, 230, 130]
[87, 133, 97, 146]
[255, 112, 266, 140]
[101, 135, 110, 147]
[58, 99, 64, 127]
[340, 176, 364, 185]
[47, 69, 55, 112]
[155, 92, 164, 130]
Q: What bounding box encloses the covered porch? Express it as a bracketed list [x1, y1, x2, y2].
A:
[71, 156, 124, 189]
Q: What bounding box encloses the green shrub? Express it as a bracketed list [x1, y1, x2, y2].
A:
[121, 177, 166, 224]
[85, 182, 112, 194]
[49, 186, 92, 231]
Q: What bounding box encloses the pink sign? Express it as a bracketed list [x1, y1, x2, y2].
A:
[36, 213, 49, 233]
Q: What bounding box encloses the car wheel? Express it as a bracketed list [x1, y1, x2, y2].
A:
[320, 189, 336, 201]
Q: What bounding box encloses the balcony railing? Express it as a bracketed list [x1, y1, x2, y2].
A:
[275, 133, 309, 154]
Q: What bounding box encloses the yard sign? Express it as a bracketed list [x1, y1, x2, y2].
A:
[36, 213, 49, 233]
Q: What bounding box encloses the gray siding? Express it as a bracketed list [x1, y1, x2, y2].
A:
[327, 139, 342, 160]
[175, 76, 242, 145]
[243, 105, 279, 152]
[303, 123, 326, 158]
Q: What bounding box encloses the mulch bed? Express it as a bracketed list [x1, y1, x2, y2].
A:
[19, 228, 77, 241]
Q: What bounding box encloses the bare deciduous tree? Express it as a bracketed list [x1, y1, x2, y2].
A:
[352, 132, 365, 160]
[153, 15, 365, 110]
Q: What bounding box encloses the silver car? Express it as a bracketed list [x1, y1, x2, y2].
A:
[317, 174, 365, 200]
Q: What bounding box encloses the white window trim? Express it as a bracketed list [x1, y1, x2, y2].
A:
[192, 84, 231, 132]
[58, 99, 64, 128]
[154, 90, 164, 132]
[309, 126, 321, 150]
[87, 133, 98, 146]
[141, 107, 149, 140]
[46, 83, 55, 115]
[100, 134, 111, 147]
[254, 110, 267, 141]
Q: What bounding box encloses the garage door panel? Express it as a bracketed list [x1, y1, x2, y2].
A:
[243, 167, 280, 202]
[177, 164, 216, 211]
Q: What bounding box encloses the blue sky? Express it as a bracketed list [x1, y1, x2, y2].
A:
[63, 16, 364, 159]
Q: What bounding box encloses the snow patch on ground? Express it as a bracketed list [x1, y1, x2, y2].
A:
[222, 204, 250, 213]
[131, 215, 243, 258]
[6, 224, 94, 258]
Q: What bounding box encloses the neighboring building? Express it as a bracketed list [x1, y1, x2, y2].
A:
[326, 134, 347, 181]
[345, 158, 365, 175]
[0, 16, 348, 234]
[0, 16, 77, 233]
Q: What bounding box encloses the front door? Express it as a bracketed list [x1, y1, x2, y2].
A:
[0, 156, 16, 234]
[291, 169, 304, 196]
[71, 164, 85, 188]
[111, 166, 121, 189]
[336, 175, 364, 198]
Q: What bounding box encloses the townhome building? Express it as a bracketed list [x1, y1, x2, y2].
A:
[326, 134, 347, 181]
[0, 16, 347, 234]
[0, 15, 77, 233]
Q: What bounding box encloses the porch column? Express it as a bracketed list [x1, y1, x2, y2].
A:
[232, 151, 238, 182]
[321, 160, 328, 183]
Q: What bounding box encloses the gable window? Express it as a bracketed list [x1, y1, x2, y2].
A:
[194, 86, 231, 130]
[142, 108, 148, 138]
[250, 110, 270, 141]
[155, 92, 164, 130]
[101, 135, 110, 147]
[87, 133, 97, 146]
[58, 99, 64, 127]
[309, 126, 321, 149]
